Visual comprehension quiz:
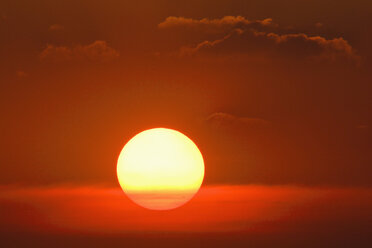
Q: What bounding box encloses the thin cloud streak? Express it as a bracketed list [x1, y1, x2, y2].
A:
[207, 112, 270, 128]
[39, 41, 119, 63]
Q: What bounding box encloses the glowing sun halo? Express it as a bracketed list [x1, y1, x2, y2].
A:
[117, 128, 205, 210]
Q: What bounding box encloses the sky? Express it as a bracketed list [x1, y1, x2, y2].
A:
[1, 0, 372, 247]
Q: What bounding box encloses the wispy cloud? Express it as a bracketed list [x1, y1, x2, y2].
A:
[39, 41, 119, 63]
[207, 112, 270, 129]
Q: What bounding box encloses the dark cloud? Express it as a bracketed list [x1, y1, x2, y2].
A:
[158, 16, 274, 33]
[159, 16, 359, 62]
[39, 41, 119, 62]
[182, 28, 358, 62]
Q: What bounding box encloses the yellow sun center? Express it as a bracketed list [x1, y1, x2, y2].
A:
[117, 128, 205, 210]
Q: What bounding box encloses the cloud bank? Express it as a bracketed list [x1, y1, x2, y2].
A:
[1, 185, 371, 233]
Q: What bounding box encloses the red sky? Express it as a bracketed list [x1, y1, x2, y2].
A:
[1, 0, 372, 246]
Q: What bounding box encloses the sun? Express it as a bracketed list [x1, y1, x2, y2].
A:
[117, 128, 205, 210]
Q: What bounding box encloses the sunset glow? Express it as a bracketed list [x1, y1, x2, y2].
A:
[1, 1, 371, 247]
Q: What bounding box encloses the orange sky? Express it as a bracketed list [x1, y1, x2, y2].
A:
[1, 0, 372, 246]
[1, 0, 371, 187]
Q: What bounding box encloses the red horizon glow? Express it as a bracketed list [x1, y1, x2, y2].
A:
[1, 185, 371, 234]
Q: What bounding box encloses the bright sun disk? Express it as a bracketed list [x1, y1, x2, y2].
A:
[117, 128, 205, 210]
